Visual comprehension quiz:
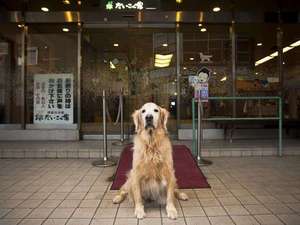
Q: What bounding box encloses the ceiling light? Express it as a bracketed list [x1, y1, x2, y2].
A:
[198, 23, 202, 27]
[162, 43, 168, 47]
[155, 54, 173, 60]
[77, 1, 82, 5]
[63, 0, 70, 4]
[189, 57, 194, 61]
[200, 27, 207, 32]
[283, 62, 285, 65]
[174, 92, 178, 96]
[110, 61, 116, 69]
[290, 40, 300, 47]
[183, 67, 187, 70]
[255, 72, 258, 75]
[213, 71, 217, 75]
[155, 54, 173, 68]
[41, 7, 49, 12]
[220, 76, 227, 82]
[145, 7, 157, 10]
[255, 39, 300, 66]
[17, 24, 24, 28]
[257, 42, 263, 46]
[113, 43, 119, 47]
[62, 27, 69, 32]
[176, 0, 182, 3]
[213, 6, 221, 12]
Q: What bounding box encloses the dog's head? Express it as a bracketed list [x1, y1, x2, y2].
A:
[132, 102, 169, 133]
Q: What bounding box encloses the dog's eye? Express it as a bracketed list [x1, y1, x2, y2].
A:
[154, 109, 159, 113]
[141, 109, 145, 113]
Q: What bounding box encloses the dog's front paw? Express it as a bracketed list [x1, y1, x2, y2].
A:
[178, 192, 188, 201]
[166, 205, 178, 220]
[112, 195, 122, 204]
[135, 206, 146, 219]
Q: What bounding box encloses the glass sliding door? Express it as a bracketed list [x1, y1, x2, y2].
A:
[81, 26, 177, 135]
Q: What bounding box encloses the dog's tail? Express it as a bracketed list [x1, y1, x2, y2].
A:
[175, 190, 188, 201]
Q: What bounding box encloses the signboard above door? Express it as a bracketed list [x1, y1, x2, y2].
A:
[104, 0, 160, 11]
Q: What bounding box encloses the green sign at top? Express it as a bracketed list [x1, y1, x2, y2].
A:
[106, 1, 144, 10]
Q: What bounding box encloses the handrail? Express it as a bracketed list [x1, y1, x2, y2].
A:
[192, 96, 282, 156]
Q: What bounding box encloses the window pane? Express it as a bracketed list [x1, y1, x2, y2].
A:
[0, 25, 22, 124]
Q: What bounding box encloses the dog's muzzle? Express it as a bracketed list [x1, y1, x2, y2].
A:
[145, 114, 154, 129]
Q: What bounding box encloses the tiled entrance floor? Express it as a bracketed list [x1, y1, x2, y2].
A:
[0, 156, 300, 225]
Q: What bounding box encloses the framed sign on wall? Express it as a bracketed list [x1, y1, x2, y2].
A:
[33, 73, 73, 124]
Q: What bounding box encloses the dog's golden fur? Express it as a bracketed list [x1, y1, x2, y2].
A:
[113, 103, 188, 219]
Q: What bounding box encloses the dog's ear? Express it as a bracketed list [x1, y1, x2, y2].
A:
[160, 107, 169, 131]
[132, 110, 142, 133]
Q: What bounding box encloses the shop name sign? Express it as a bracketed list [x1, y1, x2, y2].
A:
[106, 1, 144, 10]
[34, 74, 73, 124]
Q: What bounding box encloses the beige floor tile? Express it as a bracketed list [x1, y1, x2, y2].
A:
[182, 206, 205, 217]
[277, 214, 300, 225]
[161, 206, 183, 218]
[79, 200, 100, 208]
[162, 217, 185, 225]
[0, 219, 21, 225]
[237, 196, 260, 205]
[254, 215, 284, 225]
[218, 197, 241, 206]
[180, 199, 200, 207]
[18, 219, 44, 225]
[66, 192, 86, 200]
[99, 199, 118, 208]
[16, 199, 43, 208]
[286, 203, 300, 213]
[4, 208, 32, 219]
[274, 195, 299, 204]
[209, 216, 235, 225]
[199, 198, 220, 207]
[39, 200, 62, 208]
[203, 206, 227, 216]
[26, 208, 54, 219]
[72, 208, 96, 219]
[139, 218, 162, 225]
[43, 219, 68, 225]
[94, 207, 118, 218]
[244, 204, 271, 215]
[117, 207, 137, 218]
[59, 200, 81, 208]
[49, 208, 75, 219]
[84, 192, 103, 200]
[231, 215, 260, 225]
[0, 200, 24, 208]
[66, 218, 91, 225]
[90, 218, 114, 225]
[264, 203, 294, 214]
[114, 218, 138, 225]
[0, 208, 11, 218]
[185, 216, 210, 225]
[224, 205, 249, 216]
[48, 193, 68, 200]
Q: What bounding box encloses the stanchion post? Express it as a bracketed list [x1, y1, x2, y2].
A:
[196, 100, 212, 166]
[112, 88, 131, 146]
[92, 90, 116, 167]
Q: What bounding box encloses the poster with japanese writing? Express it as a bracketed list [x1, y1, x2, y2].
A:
[34, 74, 73, 124]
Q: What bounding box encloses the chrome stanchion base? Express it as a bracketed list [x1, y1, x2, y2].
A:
[92, 158, 116, 167]
[197, 158, 212, 166]
[112, 139, 132, 146]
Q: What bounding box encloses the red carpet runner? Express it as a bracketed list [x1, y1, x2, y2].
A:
[111, 145, 210, 190]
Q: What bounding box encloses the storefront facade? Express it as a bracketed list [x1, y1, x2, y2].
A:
[0, 1, 299, 140]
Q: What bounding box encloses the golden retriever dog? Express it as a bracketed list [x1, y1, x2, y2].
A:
[113, 102, 188, 219]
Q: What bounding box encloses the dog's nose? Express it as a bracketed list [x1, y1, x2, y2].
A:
[145, 115, 153, 123]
